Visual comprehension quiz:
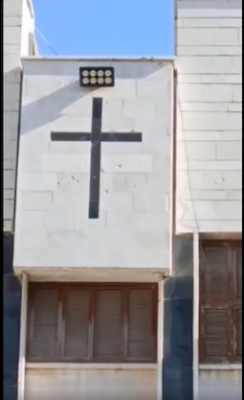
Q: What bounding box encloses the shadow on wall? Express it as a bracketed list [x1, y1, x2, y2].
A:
[4, 61, 167, 135]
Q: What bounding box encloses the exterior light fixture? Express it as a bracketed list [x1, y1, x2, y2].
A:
[79, 67, 115, 87]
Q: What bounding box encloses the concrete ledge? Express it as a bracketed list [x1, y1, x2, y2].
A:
[199, 364, 242, 371]
[21, 56, 175, 62]
[14, 267, 168, 282]
[26, 363, 157, 370]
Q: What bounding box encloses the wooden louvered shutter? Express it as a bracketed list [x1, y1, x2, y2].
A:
[235, 309, 242, 360]
[28, 288, 59, 360]
[27, 283, 158, 362]
[200, 245, 232, 363]
[234, 247, 242, 303]
[127, 289, 154, 361]
[234, 247, 242, 360]
[94, 289, 123, 361]
[64, 289, 90, 360]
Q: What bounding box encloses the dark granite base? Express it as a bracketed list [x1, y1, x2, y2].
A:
[162, 236, 193, 400]
[4, 236, 21, 400]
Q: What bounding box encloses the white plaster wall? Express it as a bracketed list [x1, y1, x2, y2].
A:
[199, 369, 242, 400]
[25, 365, 157, 400]
[176, 0, 242, 233]
[14, 59, 173, 274]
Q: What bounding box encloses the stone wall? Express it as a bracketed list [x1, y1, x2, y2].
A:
[14, 58, 173, 275]
[176, 0, 242, 233]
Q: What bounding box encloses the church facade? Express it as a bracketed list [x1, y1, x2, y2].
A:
[4, 1, 242, 400]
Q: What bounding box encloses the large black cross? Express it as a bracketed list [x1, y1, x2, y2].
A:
[51, 97, 142, 219]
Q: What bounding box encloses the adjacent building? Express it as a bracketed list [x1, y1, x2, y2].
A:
[4, 0, 37, 398]
[176, 1, 242, 399]
[3, 0, 242, 400]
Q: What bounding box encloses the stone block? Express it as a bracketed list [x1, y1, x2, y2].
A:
[228, 190, 242, 200]
[4, 56, 20, 74]
[133, 179, 167, 211]
[178, 27, 240, 46]
[4, 190, 15, 200]
[102, 142, 143, 155]
[4, 99, 19, 111]
[49, 141, 90, 154]
[4, 0, 23, 16]
[178, 73, 242, 85]
[178, 45, 242, 56]
[4, 15, 22, 25]
[229, 103, 242, 112]
[93, 79, 137, 98]
[18, 153, 43, 172]
[217, 142, 242, 160]
[18, 173, 58, 191]
[51, 115, 92, 132]
[107, 211, 164, 230]
[184, 142, 216, 160]
[177, 17, 242, 28]
[20, 191, 53, 210]
[20, 130, 50, 153]
[4, 44, 21, 56]
[4, 67, 21, 84]
[4, 139, 18, 159]
[222, 171, 242, 189]
[136, 79, 170, 98]
[189, 190, 229, 201]
[102, 115, 136, 132]
[42, 154, 90, 173]
[123, 98, 156, 120]
[4, 27, 22, 45]
[102, 98, 123, 119]
[100, 192, 133, 211]
[4, 159, 16, 170]
[185, 160, 242, 171]
[4, 82, 20, 101]
[15, 210, 45, 231]
[177, 1, 242, 19]
[180, 102, 229, 112]
[4, 200, 14, 220]
[101, 155, 153, 173]
[182, 111, 242, 131]
[179, 56, 242, 74]
[4, 111, 19, 133]
[188, 171, 223, 190]
[112, 173, 148, 192]
[182, 131, 241, 142]
[179, 83, 233, 102]
[4, 171, 16, 190]
[192, 200, 242, 220]
[232, 85, 242, 102]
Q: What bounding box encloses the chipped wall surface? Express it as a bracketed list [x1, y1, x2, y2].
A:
[14, 59, 173, 274]
[176, 0, 242, 233]
[25, 366, 157, 400]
